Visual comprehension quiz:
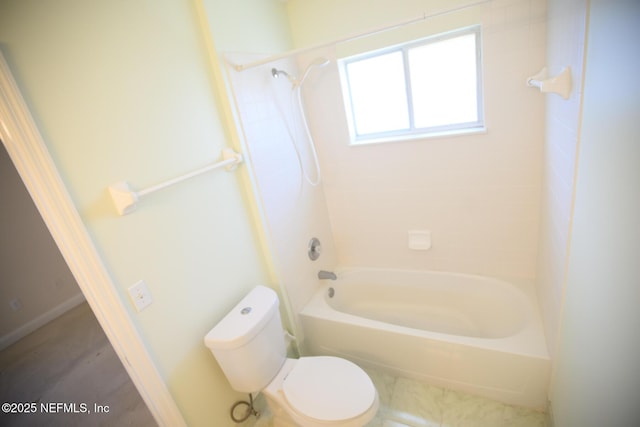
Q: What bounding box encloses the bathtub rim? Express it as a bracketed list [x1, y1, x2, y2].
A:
[304, 267, 549, 360]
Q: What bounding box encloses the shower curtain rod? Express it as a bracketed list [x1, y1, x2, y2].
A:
[232, 0, 491, 72]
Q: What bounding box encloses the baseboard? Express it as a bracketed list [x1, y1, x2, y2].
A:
[0, 293, 86, 351]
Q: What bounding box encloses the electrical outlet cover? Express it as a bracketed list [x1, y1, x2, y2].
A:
[9, 298, 23, 312]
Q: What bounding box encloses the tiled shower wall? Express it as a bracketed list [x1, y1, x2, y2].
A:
[224, 54, 337, 323]
[299, 0, 547, 280]
[536, 0, 588, 357]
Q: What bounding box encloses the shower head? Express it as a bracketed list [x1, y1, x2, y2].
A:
[271, 68, 292, 80]
[271, 68, 289, 79]
[270, 57, 331, 87]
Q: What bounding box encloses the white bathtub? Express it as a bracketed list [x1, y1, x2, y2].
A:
[299, 269, 550, 409]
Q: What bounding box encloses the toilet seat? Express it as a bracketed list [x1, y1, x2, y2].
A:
[282, 356, 376, 422]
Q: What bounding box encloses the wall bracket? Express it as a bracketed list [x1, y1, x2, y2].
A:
[527, 66, 572, 100]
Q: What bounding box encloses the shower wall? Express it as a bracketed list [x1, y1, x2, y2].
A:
[224, 54, 337, 324]
[536, 0, 588, 357]
[290, 0, 547, 280]
[202, 0, 337, 338]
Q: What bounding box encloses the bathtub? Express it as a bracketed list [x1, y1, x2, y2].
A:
[299, 269, 550, 409]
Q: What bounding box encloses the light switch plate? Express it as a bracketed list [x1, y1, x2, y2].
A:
[128, 280, 153, 312]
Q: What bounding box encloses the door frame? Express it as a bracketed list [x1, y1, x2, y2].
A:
[0, 52, 186, 427]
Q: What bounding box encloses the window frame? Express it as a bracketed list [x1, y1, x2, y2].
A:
[340, 25, 484, 145]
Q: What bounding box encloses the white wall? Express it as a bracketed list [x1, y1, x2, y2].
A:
[222, 52, 338, 323]
[536, 0, 588, 358]
[550, 1, 640, 425]
[0, 0, 282, 425]
[203, 0, 292, 53]
[204, 1, 339, 330]
[288, 0, 546, 279]
[0, 142, 83, 349]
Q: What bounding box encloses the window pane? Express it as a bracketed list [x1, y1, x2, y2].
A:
[409, 33, 478, 128]
[346, 51, 409, 135]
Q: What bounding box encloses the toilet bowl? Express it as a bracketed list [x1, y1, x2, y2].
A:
[263, 357, 378, 427]
[204, 285, 378, 426]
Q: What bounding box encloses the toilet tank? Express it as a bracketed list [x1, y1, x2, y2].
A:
[204, 285, 287, 393]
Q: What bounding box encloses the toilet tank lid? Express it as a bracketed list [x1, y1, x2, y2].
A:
[205, 285, 280, 350]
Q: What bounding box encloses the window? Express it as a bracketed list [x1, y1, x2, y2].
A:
[340, 26, 483, 144]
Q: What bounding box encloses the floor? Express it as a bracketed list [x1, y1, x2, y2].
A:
[254, 367, 549, 427]
[363, 368, 549, 427]
[0, 302, 156, 427]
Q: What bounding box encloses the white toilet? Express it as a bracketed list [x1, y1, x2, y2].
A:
[205, 285, 379, 427]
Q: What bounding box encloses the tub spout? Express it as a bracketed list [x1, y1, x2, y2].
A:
[318, 270, 337, 280]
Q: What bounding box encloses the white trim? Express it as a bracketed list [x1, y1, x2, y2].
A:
[340, 26, 484, 144]
[0, 52, 186, 427]
[348, 126, 488, 147]
[0, 294, 86, 351]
